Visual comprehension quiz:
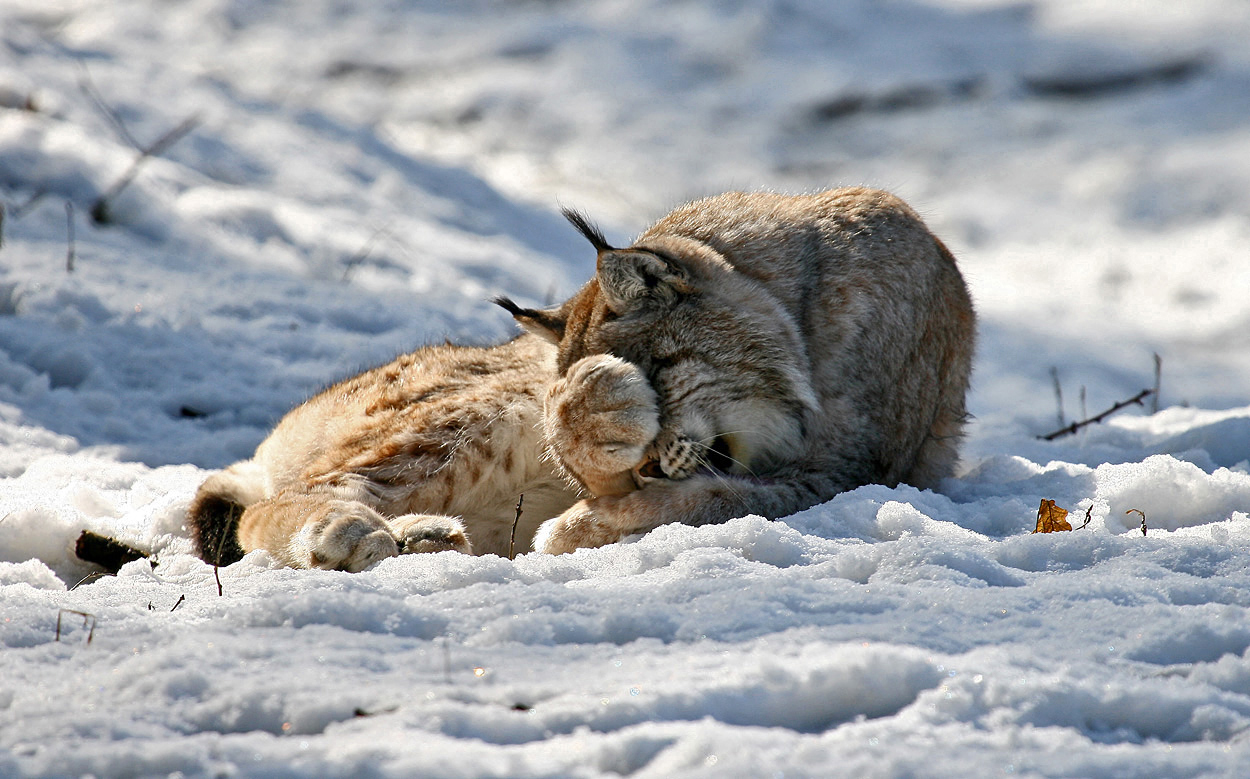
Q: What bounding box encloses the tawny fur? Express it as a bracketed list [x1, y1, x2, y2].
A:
[187, 187, 975, 568]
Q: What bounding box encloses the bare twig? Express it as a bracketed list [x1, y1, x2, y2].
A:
[509, 494, 524, 560]
[1038, 389, 1154, 441]
[65, 201, 75, 273]
[56, 609, 96, 644]
[170, 594, 186, 612]
[1126, 508, 1148, 536]
[1049, 367, 1064, 428]
[1075, 505, 1093, 530]
[8, 188, 48, 220]
[77, 63, 140, 149]
[91, 114, 200, 224]
[0, 201, 5, 251]
[69, 571, 108, 590]
[212, 509, 231, 597]
[1151, 353, 1162, 414]
[341, 225, 391, 282]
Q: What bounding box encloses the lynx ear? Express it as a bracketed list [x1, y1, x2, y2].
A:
[597, 249, 691, 312]
[494, 296, 565, 344]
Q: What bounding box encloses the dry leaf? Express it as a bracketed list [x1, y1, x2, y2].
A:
[1032, 499, 1072, 533]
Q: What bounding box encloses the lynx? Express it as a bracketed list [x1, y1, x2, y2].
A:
[188, 187, 974, 569]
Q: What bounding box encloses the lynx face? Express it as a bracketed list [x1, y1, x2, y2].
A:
[500, 219, 816, 489]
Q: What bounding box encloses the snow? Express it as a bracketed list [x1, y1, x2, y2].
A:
[3, 0, 1250, 775]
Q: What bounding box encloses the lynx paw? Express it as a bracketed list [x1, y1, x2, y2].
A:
[546, 354, 660, 496]
[390, 514, 472, 555]
[296, 500, 399, 572]
[533, 500, 625, 555]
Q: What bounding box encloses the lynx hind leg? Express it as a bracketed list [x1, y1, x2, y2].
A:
[390, 514, 472, 555]
[243, 495, 399, 572]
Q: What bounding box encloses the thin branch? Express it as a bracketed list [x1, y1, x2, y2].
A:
[65, 201, 76, 273]
[8, 188, 47, 220]
[509, 494, 524, 560]
[341, 225, 391, 282]
[56, 609, 96, 644]
[1151, 353, 1162, 414]
[1074, 505, 1093, 530]
[1037, 388, 1154, 441]
[1049, 367, 1064, 427]
[76, 62, 141, 149]
[91, 114, 201, 224]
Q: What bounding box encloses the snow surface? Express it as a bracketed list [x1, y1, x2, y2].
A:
[3, 0, 1250, 776]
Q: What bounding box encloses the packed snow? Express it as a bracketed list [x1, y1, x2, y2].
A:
[3, 0, 1250, 776]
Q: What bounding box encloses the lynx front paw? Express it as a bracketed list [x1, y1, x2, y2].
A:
[390, 514, 472, 555]
[533, 500, 625, 555]
[546, 354, 660, 497]
[295, 501, 399, 572]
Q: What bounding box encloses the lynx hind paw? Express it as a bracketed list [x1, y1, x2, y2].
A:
[533, 502, 624, 555]
[390, 514, 472, 555]
[296, 501, 399, 572]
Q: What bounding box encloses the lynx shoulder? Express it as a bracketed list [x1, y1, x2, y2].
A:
[188, 186, 974, 568]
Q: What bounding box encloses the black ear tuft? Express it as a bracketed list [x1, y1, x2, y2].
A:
[493, 296, 525, 317]
[494, 296, 566, 343]
[562, 208, 614, 253]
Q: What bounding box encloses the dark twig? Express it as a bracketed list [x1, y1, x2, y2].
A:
[170, 594, 186, 612]
[8, 188, 48, 220]
[1151, 353, 1162, 414]
[1075, 505, 1093, 530]
[69, 571, 108, 590]
[212, 509, 231, 597]
[76, 63, 140, 149]
[91, 114, 200, 224]
[65, 202, 75, 273]
[341, 225, 391, 282]
[1038, 389, 1154, 441]
[1127, 508, 1148, 536]
[1049, 367, 1064, 428]
[56, 609, 96, 644]
[509, 494, 524, 560]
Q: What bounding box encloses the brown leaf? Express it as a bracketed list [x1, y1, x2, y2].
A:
[1032, 499, 1072, 533]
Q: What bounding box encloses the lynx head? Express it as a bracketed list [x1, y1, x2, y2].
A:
[497, 208, 818, 479]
